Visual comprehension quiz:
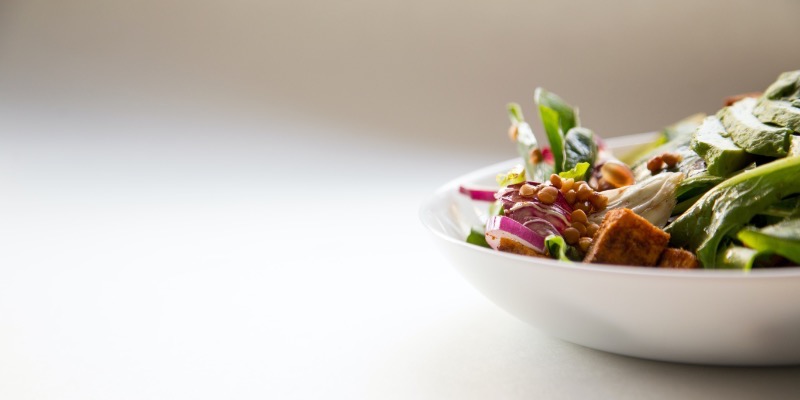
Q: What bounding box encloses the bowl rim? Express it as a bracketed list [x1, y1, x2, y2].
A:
[420, 146, 800, 280]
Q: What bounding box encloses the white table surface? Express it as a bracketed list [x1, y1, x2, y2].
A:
[3, 1, 800, 398]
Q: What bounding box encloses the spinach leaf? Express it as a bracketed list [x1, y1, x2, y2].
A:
[535, 88, 578, 173]
[675, 172, 724, 202]
[759, 196, 800, 219]
[762, 70, 800, 102]
[558, 162, 591, 180]
[754, 99, 800, 133]
[563, 127, 597, 180]
[690, 116, 755, 176]
[717, 245, 765, 271]
[665, 155, 800, 268]
[717, 97, 790, 158]
[545, 235, 571, 262]
[738, 219, 800, 264]
[466, 228, 491, 248]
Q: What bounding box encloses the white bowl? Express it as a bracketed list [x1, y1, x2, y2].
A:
[420, 134, 800, 366]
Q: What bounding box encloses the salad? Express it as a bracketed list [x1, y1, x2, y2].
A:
[461, 70, 800, 270]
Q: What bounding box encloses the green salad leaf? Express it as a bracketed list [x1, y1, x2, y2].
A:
[717, 97, 790, 158]
[737, 219, 800, 265]
[558, 162, 591, 180]
[717, 245, 762, 271]
[754, 99, 800, 133]
[759, 196, 800, 219]
[665, 155, 800, 268]
[690, 116, 755, 177]
[675, 172, 725, 202]
[563, 127, 597, 180]
[466, 228, 491, 248]
[762, 70, 800, 102]
[496, 165, 526, 187]
[535, 88, 578, 173]
[545, 235, 571, 262]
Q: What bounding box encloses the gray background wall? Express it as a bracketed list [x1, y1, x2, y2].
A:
[2, 0, 799, 165]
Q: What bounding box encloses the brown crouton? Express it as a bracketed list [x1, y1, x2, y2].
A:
[583, 208, 670, 266]
[657, 248, 700, 269]
[497, 237, 548, 258]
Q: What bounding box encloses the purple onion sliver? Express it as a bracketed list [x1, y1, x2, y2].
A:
[522, 217, 561, 239]
[458, 185, 498, 202]
[484, 216, 547, 253]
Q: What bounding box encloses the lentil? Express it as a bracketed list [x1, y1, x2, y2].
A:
[537, 186, 559, 204]
[586, 222, 600, 238]
[564, 189, 577, 205]
[578, 237, 593, 252]
[549, 174, 562, 189]
[563, 227, 580, 245]
[589, 193, 608, 211]
[561, 178, 575, 193]
[571, 209, 588, 224]
[577, 183, 593, 202]
[519, 183, 537, 197]
[572, 221, 587, 236]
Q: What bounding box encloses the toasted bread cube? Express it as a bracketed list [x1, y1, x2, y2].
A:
[497, 237, 547, 258]
[657, 248, 700, 269]
[583, 208, 670, 266]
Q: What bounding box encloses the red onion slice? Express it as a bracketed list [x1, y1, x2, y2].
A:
[507, 201, 572, 233]
[458, 185, 498, 202]
[484, 216, 548, 253]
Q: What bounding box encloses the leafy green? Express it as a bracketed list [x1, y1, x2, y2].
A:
[717, 245, 762, 271]
[507, 103, 552, 182]
[466, 228, 491, 248]
[690, 116, 754, 176]
[737, 219, 800, 264]
[665, 155, 800, 268]
[671, 170, 730, 213]
[535, 88, 578, 173]
[558, 162, 591, 180]
[759, 196, 800, 219]
[563, 127, 598, 180]
[496, 165, 526, 187]
[762, 70, 800, 102]
[717, 97, 790, 158]
[675, 172, 725, 202]
[545, 235, 571, 262]
[754, 99, 800, 133]
[672, 193, 704, 216]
